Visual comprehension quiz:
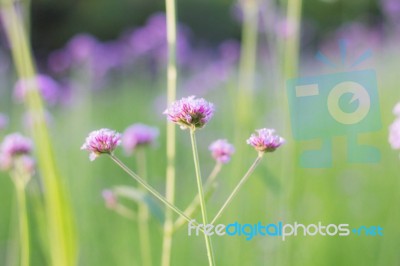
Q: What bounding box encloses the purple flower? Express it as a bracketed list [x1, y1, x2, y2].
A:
[209, 139, 235, 164]
[122, 123, 159, 155]
[164, 96, 214, 130]
[0, 133, 33, 171]
[14, 74, 61, 106]
[67, 33, 99, 63]
[102, 189, 118, 209]
[0, 113, 9, 131]
[81, 129, 121, 161]
[247, 128, 285, 153]
[1, 133, 33, 158]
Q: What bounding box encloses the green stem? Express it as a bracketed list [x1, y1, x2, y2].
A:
[136, 149, 152, 266]
[14, 178, 30, 266]
[173, 163, 222, 230]
[162, 0, 177, 265]
[113, 204, 137, 220]
[211, 154, 263, 225]
[189, 129, 215, 266]
[109, 154, 193, 225]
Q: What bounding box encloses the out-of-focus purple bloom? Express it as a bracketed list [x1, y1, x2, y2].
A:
[219, 40, 240, 64]
[322, 23, 383, 54]
[0, 133, 33, 158]
[14, 74, 61, 106]
[381, 0, 400, 22]
[274, 18, 296, 39]
[67, 33, 99, 63]
[0, 113, 9, 131]
[247, 128, 284, 153]
[81, 129, 121, 161]
[102, 189, 118, 209]
[164, 96, 214, 130]
[0, 133, 34, 172]
[209, 139, 235, 164]
[47, 49, 72, 74]
[122, 123, 159, 155]
[128, 13, 191, 67]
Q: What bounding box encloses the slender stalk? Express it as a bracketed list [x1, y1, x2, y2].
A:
[236, 0, 259, 134]
[13, 178, 29, 266]
[136, 149, 152, 266]
[108, 154, 194, 224]
[163, 0, 177, 265]
[189, 129, 215, 266]
[211, 154, 263, 225]
[173, 163, 222, 230]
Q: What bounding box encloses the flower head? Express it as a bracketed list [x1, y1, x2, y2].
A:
[247, 128, 285, 153]
[163, 96, 214, 130]
[1, 133, 33, 158]
[209, 139, 235, 164]
[122, 123, 159, 155]
[0, 133, 33, 172]
[81, 129, 121, 161]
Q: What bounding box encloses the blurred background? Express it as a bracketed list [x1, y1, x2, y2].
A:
[0, 0, 399, 265]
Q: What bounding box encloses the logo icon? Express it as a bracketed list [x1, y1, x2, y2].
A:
[287, 40, 381, 168]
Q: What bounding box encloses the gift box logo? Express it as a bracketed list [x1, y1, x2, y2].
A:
[287, 41, 381, 168]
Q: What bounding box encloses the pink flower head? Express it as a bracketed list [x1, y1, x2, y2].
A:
[209, 139, 235, 164]
[122, 123, 159, 155]
[102, 189, 118, 209]
[1, 133, 33, 158]
[389, 118, 400, 150]
[163, 96, 214, 130]
[0, 113, 9, 131]
[14, 74, 60, 106]
[0, 133, 33, 172]
[81, 129, 121, 161]
[247, 128, 285, 153]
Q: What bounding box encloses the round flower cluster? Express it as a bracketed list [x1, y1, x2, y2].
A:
[247, 128, 285, 153]
[0, 133, 35, 174]
[81, 128, 121, 161]
[164, 96, 214, 130]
